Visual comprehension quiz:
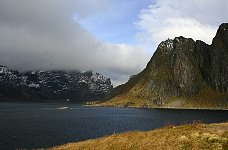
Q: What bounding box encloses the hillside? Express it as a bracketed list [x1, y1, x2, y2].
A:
[98, 23, 228, 109]
[50, 122, 228, 150]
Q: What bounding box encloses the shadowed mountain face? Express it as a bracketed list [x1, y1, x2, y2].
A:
[0, 67, 113, 102]
[102, 23, 228, 108]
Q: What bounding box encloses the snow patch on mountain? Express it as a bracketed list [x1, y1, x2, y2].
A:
[0, 66, 113, 101]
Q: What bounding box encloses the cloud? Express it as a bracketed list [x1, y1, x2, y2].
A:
[3, 0, 226, 87]
[0, 0, 150, 86]
[137, 0, 228, 51]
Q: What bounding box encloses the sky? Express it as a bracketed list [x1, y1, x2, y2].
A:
[0, 0, 227, 86]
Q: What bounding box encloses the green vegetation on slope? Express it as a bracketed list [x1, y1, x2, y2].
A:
[95, 87, 228, 109]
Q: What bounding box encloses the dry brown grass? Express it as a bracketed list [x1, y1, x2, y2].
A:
[49, 122, 228, 150]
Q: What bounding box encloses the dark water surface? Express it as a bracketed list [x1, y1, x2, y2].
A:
[0, 102, 227, 149]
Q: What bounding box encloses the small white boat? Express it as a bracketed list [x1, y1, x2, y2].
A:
[57, 106, 69, 110]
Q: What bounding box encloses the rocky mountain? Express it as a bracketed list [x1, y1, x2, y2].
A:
[0, 66, 113, 102]
[100, 23, 228, 109]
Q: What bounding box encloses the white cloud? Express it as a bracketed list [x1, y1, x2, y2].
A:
[137, 0, 228, 51]
[4, 0, 227, 87]
[0, 0, 150, 87]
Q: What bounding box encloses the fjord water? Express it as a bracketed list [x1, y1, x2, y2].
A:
[0, 102, 227, 149]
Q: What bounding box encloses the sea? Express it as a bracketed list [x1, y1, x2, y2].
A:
[0, 102, 227, 149]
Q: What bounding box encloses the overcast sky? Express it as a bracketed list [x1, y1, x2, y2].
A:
[0, 0, 227, 86]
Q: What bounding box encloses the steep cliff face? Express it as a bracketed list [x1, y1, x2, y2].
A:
[0, 66, 113, 102]
[209, 23, 228, 92]
[101, 23, 228, 108]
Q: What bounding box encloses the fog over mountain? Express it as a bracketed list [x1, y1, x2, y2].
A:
[0, 0, 227, 86]
[0, 0, 150, 86]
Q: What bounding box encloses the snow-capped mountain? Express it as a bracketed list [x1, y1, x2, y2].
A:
[0, 66, 113, 101]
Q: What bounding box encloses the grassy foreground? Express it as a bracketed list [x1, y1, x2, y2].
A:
[49, 122, 228, 150]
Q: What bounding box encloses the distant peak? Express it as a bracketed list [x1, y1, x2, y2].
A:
[217, 23, 228, 35]
[174, 36, 186, 41]
[0, 65, 10, 74]
[158, 36, 194, 51]
[159, 36, 195, 50]
[212, 23, 228, 46]
[219, 23, 228, 29]
[0, 65, 8, 68]
[174, 36, 195, 43]
[158, 38, 173, 49]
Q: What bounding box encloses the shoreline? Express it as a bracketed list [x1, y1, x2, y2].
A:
[83, 104, 228, 111]
[0, 100, 227, 110]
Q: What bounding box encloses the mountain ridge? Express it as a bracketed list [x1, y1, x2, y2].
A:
[0, 66, 113, 102]
[99, 23, 228, 109]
